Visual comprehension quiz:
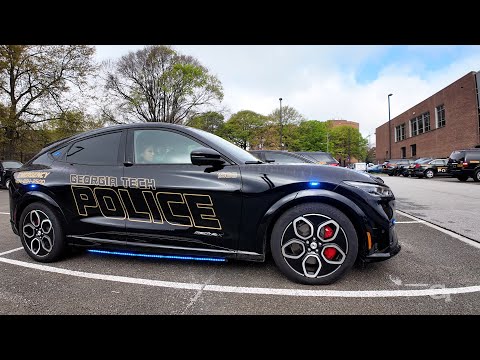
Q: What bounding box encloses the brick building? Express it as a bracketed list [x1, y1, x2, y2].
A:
[327, 119, 359, 129]
[375, 71, 480, 162]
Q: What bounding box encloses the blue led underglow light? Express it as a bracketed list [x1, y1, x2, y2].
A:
[87, 249, 227, 262]
[309, 181, 320, 187]
[392, 219, 396, 225]
[27, 184, 38, 189]
[53, 151, 62, 157]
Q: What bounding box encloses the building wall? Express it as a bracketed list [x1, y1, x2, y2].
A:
[328, 120, 359, 129]
[376, 71, 480, 162]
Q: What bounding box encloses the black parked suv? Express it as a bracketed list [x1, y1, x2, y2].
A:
[447, 149, 480, 182]
[382, 159, 413, 176]
[0, 160, 23, 189]
[413, 158, 450, 179]
[294, 152, 340, 166]
[249, 150, 315, 164]
[8, 123, 400, 285]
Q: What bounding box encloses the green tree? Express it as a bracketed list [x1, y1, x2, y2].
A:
[329, 125, 368, 163]
[102, 45, 223, 124]
[287, 120, 329, 151]
[47, 110, 104, 141]
[186, 111, 224, 134]
[0, 45, 96, 158]
[268, 105, 305, 149]
[217, 110, 267, 149]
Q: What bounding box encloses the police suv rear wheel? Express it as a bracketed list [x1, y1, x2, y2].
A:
[20, 202, 66, 262]
[270, 203, 358, 285]
[457, 175, 469, 182]
[474, 169, 480, 182]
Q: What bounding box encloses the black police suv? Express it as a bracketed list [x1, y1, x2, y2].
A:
[413, 158, 450, 179]
[294, 151, 339, 166]
[8, 123, 400, 285]
[382, 159, 414, 176]
[447, 149, 480, 182]
[249, 150, 315, 164]
[0, 160, 23, 189]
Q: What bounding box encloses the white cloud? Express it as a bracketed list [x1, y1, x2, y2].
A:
[94, 45, 480, 140]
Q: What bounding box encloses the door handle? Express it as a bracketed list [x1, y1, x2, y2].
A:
[123, 161, 133, 167]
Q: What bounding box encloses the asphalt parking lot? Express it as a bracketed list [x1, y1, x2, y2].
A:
[1, 175, 480, 315]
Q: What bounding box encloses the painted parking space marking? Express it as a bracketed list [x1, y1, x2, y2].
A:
[0, 212, 9, 215]
[397, 210, 480, 249]
[0, 247, 23, 256]
[0, 254, 480, 298]
[395, 220, 426, 224]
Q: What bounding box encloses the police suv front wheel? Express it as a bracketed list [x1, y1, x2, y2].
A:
[270, 203, 358, 285]
[20, 202, 66, 262]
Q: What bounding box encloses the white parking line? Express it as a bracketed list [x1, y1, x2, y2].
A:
[0, 255, 479, 298]
[0, 247, 23, 256]
[397, 210, 480, 250]
[395, 220, 426, 224]
[0, 212, 9, 215]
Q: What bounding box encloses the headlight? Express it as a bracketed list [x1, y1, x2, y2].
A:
[343, 181, 394, 197]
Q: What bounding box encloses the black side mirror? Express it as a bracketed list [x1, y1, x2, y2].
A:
[191, 147, 225, 166]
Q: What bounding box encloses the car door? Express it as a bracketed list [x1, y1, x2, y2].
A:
[59, 130, 127, 242]
[122, 128, 242, 254]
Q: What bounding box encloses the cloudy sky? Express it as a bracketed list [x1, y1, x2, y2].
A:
[95, 45, 480, 142]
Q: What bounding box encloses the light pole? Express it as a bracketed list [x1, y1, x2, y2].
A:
[388, 93, 393, 159]
[279, 98, 283, 150]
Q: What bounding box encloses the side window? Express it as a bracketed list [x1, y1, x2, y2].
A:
[134, 129, 205, 165]
[468, 152, 480, 161]
[66, 132, 122, 165]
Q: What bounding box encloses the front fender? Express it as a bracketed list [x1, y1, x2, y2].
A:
[256, 189, 369, 255]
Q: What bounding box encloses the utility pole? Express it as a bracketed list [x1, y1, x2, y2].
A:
[279, 98, 283, 150]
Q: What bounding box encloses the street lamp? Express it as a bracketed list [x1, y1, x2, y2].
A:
[388, 93, 393, 159]
[279, 98, 283, 150]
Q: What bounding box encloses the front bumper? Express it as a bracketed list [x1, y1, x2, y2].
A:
[364, 224, 400, 262]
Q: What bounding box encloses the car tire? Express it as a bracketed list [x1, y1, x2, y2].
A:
[270, 203, 358, 285]
[474, 169, 480, 182]
[424, 169, 434, 179]
[457, 175, 469, 182]
[19, 202, 66, 263]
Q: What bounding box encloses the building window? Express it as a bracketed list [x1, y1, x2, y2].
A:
[410, 112, 431, 136]
[410, 118, 418, 136]
[410, 144, 416, 157]
[424, 112, 430, 132]
[436, 104, 446, 128]
[401, 147, 406, 158]
[395, 123, 406, 142]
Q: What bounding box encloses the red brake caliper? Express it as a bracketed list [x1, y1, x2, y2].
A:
[323, 247, 337, 260]
[323, 225, 334, 240]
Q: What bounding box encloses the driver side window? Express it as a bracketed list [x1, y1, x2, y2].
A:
[134, 129, 204, 165]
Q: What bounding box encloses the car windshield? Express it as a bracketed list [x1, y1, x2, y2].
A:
[2, 161, 22, 168]
[449, 151, 464, 161]
[302, 153, 335, 162]
[189, 128, 262, 163]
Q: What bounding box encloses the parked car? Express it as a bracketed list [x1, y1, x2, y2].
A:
[249, 150, 315, 164]
[352, 162, 367, 172]
[413, 158, 450, 178]
[0, 160, 23, 188]
[382, 159, 414, 176]
[367, 164, 383, 174]
[294, 152, 339, 166]
[8, 123, 400, 285]
[447, 148, 480, 181]
[404, 157, 433, 177]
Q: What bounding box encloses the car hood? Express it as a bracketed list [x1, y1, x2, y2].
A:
[240, 163, 385, 187]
